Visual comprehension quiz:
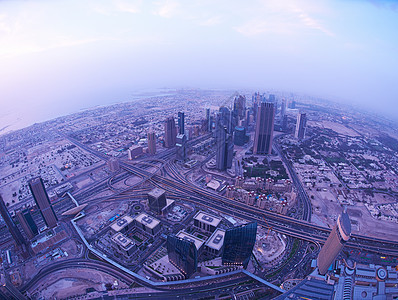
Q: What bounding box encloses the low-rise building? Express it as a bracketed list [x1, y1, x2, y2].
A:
[111, 232, 136, 259]
[205, 228, 225, 256]
[193, 211, 221, 233]
[110, 215, 134, 234]
[135, 213, 161, 235]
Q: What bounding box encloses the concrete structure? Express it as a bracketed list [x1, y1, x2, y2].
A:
[147, 131, 156, 155]
[16, 209, 38, 240]
[111, 232, 136, 259]
[147, 188, 167, 214]
[0, 195, 26, 247]
[317, 210, 351, 275]
[164, 116, 177, 148]
[205, 228, 225, 256]
[108, 157, 120, 173]
[193, 211, 221, 233]
[110, 215, 134, 234]
[135, 213, 161, 235]
[127, 145, 143, 160]
[253, 102, 275, 155]
[295, 112, 307, 140]
[28, 177, 58, 228]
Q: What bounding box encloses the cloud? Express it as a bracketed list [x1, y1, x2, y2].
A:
[153, 0, 180, 18]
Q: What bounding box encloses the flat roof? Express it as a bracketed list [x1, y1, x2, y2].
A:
[194, 211, 222, 227]
[205, 228, 225, 251]
[148, 188, 166, 198]
[112, 232, 134, 249]
[176, 230, 205, 251]
[110, 215, 134, 232]
[135, 213, 160, 229]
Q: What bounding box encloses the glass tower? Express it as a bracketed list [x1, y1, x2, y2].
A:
[222, 222, 257, 268]
[167, 234, 197, 278]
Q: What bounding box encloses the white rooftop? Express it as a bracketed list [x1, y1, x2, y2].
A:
[135, 212, 160, 229]
[112, 232, 134, 249]
[110, 215, 134, 232]
[194, 211, 222, 227]
[205, 228, 225, 251]
[176, 230, 205, 251]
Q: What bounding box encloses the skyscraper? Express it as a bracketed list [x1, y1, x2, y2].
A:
[219, 106, 233, 133]
[0, 195, 26, 247]
[317, 210, 351, 275]
[178, 112, 185, 135]
[233, 95, 246, 120]
[28, 177, 58, 228]
[206, 108, 211, 132]
[215, 114, 233, 171]
[147, 131, 156, 155]
[164, 116, 177, 148]
[253, 102, 275, 155]
[234, 126, 247, 146]
[147, 188, 167, 214]
[295, 112, 307, 140]
[176, 133, 187, 161]
[281, 98, 287, 118]
[222, 222, 257, 268]
[0, 271, 26, 300]
[167, 234, 198, 278]
[16, 209, 38, 240]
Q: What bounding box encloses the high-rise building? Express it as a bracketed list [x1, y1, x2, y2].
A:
[178, 112, 185, 135]
[167, 234, 197, 278]
[233, 95, 246, 120]
[317, 210, 351, 275]
[0, 195, 26, 247]
[281, 99, 287, 118]
[164, 117, 177, 148]
[222, 222, 257, 268]
[206, 108, 211, 132]
[16, 209, 38, 240]
[28, 177, 58, 228]
[147, 131, 156, 155]
[219, 106, 233, 133]
[147, 188, 167, 214]
[253, 102, 275, 155]
[0, 271, 26, 300]
[295, 112, 307, 140]
[215, 115, 233, 171]
[176, 134, 187, 161]
[108, 157, 120, 173]
[234, 126, 247, 146]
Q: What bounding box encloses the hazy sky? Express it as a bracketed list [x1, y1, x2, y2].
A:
[0, 0, 397, 132]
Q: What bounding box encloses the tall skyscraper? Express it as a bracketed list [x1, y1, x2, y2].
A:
[317, 210, 351, 275]
[233, 95, 246, 120]
[28, 177, 58, 228]
[164, 116, 177, 148]
[295, 112, 307, 140]
[222, 222, 257, 268]
[253, 102, 275, 155]
[0, 195, 26, 247]
[167, 234, 197, 278]
[147, 131, 156, 155]
[178, 112, 185, 135]
[16, 209, 38, 240]
[219, 106, 233, 133]
[206, 108, 211, 132]
[176, 134, 187, 161]
[147, 188, 167, 214]
[281, 98, 287, 118]
[215, 114, 233, 171]
[234, 126, 247, 146]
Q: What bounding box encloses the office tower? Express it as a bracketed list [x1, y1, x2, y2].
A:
[167, 234, 197, 278]
[282, 115, 288, 132]
[147, 131, 156, 155]
[147, 188, 167, 214]
[289, 100, 296, 109]
[268, 94, 276, 103]
[253, 102, 275, 155]
[28, 177, 58, 228]
[234, 126, 247, 146]
[215, 115, 233, 171]
[0, 195, 26, 247]
[164, 116, 177, 148]
[16, 209, 38, 240]
[206, 108, 211, 132]
[219, 106, 233, 133]
[0, 271, 26, 300]
[233, 95, 246, 120]
[222, 222, 257, 268]
[281, 99, 287, 118]
[295, 112, 307, 140]
[317, 210, 351, 275]
[108, 157, 120, 173]
[176, 134, 187, 161]
[178, 112, 185, 135]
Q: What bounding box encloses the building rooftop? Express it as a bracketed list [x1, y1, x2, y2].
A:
[110, 215, 134, 232]
[148, 188, 166, 199]
[112, 232, 135, 250]
[205, 228, 226, 251]
[176, 230, 205, 251]
[194, 211, 222, 228]
[338, 211, 351, 241]
[135, 213, 160, 229]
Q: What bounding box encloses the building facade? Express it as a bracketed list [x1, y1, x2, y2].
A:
[178, 112, 185, 135]
[16, 209, 38, 240]
[295, 112, 307, 140]
[164, 116, 177, 148]
[147, 131, 156, 155]
[167, 234, 198, 278]
[147, 188, 167, 214]
[253, 102, 275, 155]
[0, 196, 26, 247]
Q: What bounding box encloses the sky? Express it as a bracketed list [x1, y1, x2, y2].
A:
[0, 0, 397, 132]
